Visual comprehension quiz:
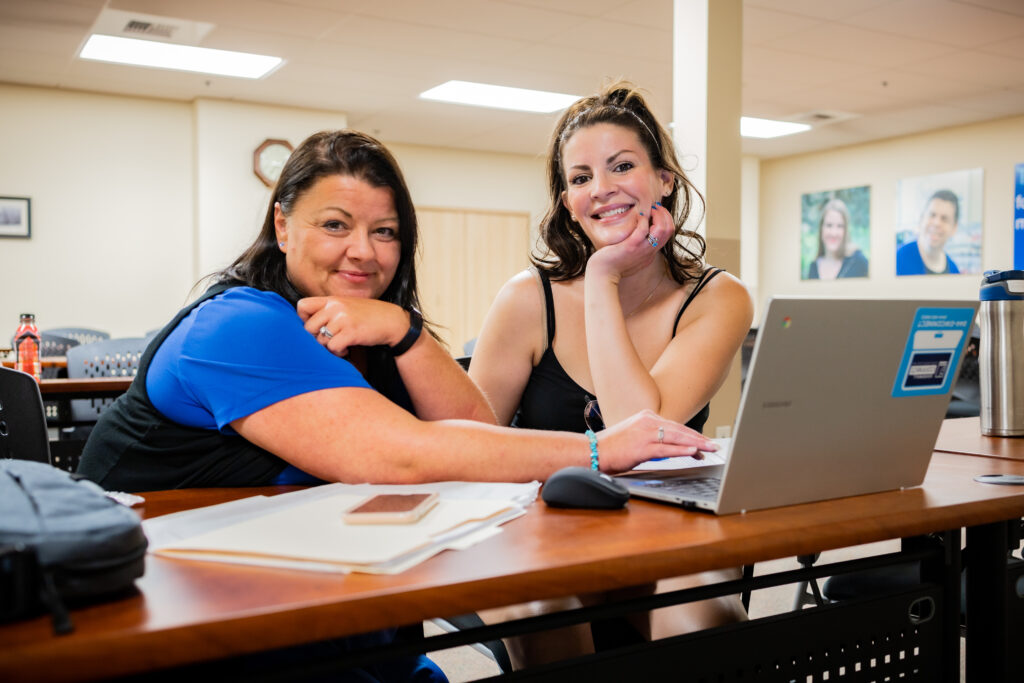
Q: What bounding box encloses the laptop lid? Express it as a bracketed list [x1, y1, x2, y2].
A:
[624, 297, 978, 515]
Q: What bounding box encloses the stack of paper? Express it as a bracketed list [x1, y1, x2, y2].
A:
[143, 481, 540, 574]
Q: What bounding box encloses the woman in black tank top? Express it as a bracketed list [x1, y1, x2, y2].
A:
[470, 82, 755, 669]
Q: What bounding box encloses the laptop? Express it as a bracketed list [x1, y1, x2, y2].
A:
[618, 297, 978, 514]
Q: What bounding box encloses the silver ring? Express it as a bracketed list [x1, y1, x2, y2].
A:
[319, 325, 333, 339]
[646, 234, 658, 248]
[657, 426, 664, 443]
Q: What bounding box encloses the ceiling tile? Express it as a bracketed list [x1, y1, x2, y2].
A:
[901, 49, 1024, 88]
[951, 0, 1024, 17]
[497, 0, 630, 19]
[569, 17, 672, 63]
[743, 7, 823, 45]
[743, 44, 878, 88]
[343, 0, 577, 43]
[601, 0, 674, 30]
[837, 67, 992, 104]
[109, 0, 349, 38]
[845, 0, 1024, 47]
[944, 86, 1024, 115]
[977, 34, 1024, 59]
[762, 22, 955, 67]
[744, 0, 898, 21]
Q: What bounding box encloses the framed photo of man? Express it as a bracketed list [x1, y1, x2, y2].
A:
[800, 185, 871, 280]
[895, 169, 983, 276]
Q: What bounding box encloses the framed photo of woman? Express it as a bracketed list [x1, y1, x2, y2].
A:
[801, 186, 870, 280]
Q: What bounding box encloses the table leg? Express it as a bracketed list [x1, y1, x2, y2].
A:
[965, 521, 1011, 682]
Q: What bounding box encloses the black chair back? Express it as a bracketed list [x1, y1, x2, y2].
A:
[0, 366, 51, 464]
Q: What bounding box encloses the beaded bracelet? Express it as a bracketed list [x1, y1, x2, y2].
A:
[584, 429, 599, 471]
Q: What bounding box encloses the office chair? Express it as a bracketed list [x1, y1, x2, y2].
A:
[42, 327, 110, 346]
[29, 332, 80, 428]
[0, 365, 51, 464]
[55, 337, 148, 473]
[946, 331, 980, 418]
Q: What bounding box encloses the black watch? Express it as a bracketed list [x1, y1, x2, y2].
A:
[390, 307, 423, 356]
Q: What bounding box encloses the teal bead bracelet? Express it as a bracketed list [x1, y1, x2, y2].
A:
[585, 429, 599, 471]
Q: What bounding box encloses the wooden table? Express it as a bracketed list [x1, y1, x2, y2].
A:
[38, 377, 132, 401]
[936, 415, 1024, 461]
[3, 453, 1024, 682]
[1, 356, 67, 370]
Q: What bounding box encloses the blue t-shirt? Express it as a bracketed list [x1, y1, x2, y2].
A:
[147, 287, 375, 484]
[896, 241, 959, 275]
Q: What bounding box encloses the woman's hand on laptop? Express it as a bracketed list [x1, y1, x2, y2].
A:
[597, 410, 718, 473]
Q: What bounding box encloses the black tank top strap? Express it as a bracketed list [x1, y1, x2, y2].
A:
[672, 267, 724, 335]
[537, 269, 556, 345]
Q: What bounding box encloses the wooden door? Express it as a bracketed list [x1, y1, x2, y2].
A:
[417, 208, 531, 353]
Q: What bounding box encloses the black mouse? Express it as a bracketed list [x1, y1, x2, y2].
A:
[541, 466, 629, 510]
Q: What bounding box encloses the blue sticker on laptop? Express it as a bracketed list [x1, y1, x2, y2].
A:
[892, 307, 975, 397]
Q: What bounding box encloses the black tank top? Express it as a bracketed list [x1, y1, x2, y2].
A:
[513, 268, 723, 434]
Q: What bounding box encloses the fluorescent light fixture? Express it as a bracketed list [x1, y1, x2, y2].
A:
[420, 80, 578, 113]
[79, 34, 282, 79]
[741, 116, 811, 139]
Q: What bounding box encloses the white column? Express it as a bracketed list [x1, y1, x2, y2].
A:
[673, 0, 744, 436]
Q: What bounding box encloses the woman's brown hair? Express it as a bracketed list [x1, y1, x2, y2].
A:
[532, 81, 706, 283]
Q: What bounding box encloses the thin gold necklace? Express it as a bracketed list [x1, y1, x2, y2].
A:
[624, 274, 663, 318]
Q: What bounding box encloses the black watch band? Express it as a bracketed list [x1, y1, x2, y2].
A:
[390, 307, 423, 356]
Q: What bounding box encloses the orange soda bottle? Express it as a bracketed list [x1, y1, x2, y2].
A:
[14, 313, 41, 381]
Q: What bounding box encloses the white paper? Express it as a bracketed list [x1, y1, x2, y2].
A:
[632, 438, 730, 471]
[145, 482, 539, 575]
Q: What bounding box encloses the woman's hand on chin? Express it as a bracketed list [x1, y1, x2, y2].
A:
[297, 296, 406, 356]
[587, 203, 674, 281]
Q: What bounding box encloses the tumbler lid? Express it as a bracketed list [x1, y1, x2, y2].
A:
[981, 269, 1024, 300]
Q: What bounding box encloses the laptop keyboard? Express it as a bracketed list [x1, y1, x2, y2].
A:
[642, 476, 722, 500]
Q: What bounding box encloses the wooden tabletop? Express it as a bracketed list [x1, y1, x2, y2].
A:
[4, 452, 1024, 681]
[38, 377, 132, 400]
[935, 416, 1024, 461]
[1, 356, 68, 369]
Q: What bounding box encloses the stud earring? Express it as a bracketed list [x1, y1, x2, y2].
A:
[278, 241, 285, 247]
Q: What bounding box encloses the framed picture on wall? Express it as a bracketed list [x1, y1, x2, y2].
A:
[0, 196, 30, 239]
[800, 185, 871, 280]
[895, 169, 982, 276]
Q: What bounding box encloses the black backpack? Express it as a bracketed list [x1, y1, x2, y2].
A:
[0, 459, 148, 634]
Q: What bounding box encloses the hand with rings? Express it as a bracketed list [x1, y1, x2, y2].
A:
[298, 296, 408, 357]
[586, 202, 674, 281]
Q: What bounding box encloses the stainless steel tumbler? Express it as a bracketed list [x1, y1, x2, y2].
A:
[979, 269, 1024, 436]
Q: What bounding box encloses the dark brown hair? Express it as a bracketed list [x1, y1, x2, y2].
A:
[532, 82, 706, 283]
[217, 129, 423, 313]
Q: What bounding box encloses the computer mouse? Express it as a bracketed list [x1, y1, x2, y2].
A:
[541, 466, 629, 510]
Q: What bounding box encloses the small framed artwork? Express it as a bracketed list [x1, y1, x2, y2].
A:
[0, 196, 31, 239]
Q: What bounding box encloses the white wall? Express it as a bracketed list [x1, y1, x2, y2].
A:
[0, 84, 194, 338]
[0, 84, 548, 341]
[193, 99, 348, 279]
[757, 115, 1024, 313]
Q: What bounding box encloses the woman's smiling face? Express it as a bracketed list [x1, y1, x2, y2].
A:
[275, 174, 401, 300]
[560, 122, 673, 249]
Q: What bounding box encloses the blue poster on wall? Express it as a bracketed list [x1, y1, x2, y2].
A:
[1016, 163, 1024, 270]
